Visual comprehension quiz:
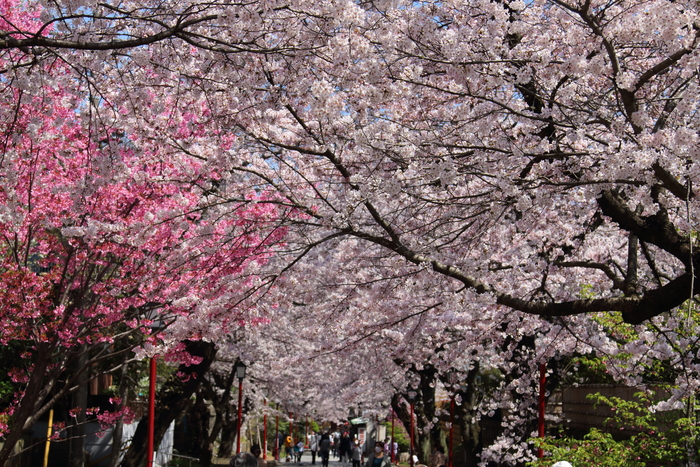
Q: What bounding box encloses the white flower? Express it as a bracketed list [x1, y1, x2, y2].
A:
[509, 0, 526, 11]
[61, 226, 86, 237]
[616, 72, 637, 91]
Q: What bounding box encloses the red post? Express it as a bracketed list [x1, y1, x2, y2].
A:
[275, 407, 280, 461]
[147, 357, 157, 467]
[237, 377, 244, 454]
[306, 417, 309, 446]
[409, 401, 415, 467]
[264, 400, 268, 460]
[538, 363, 546, 458]
[449, 394, 455, 467]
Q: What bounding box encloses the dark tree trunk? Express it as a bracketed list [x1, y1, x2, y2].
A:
[0, 343, 53, 467]
[69, 346, 89, 467]
[119, 340, 217, 467]
[391, 362, 439, 465]
[417, 368, 440, 463]
[190, 391, 213, 467]
[201, 361, 239, 461]
[447, 365, 482, 467]
[217, 416, 238, 459]
[109, 355, 131, 467]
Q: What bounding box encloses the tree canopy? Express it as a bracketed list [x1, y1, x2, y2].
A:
[1, 0, 700, 465]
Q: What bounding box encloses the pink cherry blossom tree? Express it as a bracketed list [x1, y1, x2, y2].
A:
[0, 5, 290, 464]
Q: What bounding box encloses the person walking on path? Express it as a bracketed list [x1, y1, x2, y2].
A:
[309, 432, 319, 465]
[351, 438, 363, 467]
[364, 441, 391, 467]
[285, 435, 294, 462]
[333, 433, 340, 458]
[275, 433, 285, 461]
[319, 432, 332, 467]
[384, 438, 397, 463]
[339, 432, 352, 466]
[295, 440, 305, 463]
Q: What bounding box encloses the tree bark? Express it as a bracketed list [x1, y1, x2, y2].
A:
[218, 420, 237, 459]
[0, 342, 53, 467]
[440, 365, 482, 467]
[201, 361, 241, 461]
[69, 345, 89, 467]
[391, 363, 439, 464]
[109, 355, 131, 467]
[190, 391, 214, 467]
[119, 340, 217, 467]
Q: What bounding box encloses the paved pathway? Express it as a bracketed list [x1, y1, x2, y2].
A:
[214, 450, 354, 466]
[273, 451, 356, 467]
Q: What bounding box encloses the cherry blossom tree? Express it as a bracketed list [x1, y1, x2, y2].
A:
[5, 0, 695, 343]
[3, 0, 700, 465]
[218, 0, 699, 324]
[189, 2, 700, 456]
[3, 0, 696, 335]
[0, 4, 290, 465]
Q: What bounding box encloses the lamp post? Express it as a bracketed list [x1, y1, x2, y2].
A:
[264, 399, 268, 460]
[236, 361, 247, 454]
[538, 363, 546, 459]
[275, 403, 280, 461]
[146, 314, 165, 467]
[408, 391, 416, 467]
[147, 357, 157, 467]
[390, 409, 395, 463]
[449, 393, 455, 467]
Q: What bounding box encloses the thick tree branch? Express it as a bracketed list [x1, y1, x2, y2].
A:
[597, 189, 692, 264]
[343, 225, 689, 323]
[0, 15, 216, 51]
[653, 162, 695, 201]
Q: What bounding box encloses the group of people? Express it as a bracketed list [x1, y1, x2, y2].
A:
[263, 430, 403, 467]
[281, 434, 306, 463]
[231, 428, 487, 467]
[311, 432, 395, 467]
[232, 444, 566, 467]
[308, 431, 347, 463]
[232, 438, 393, 467]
